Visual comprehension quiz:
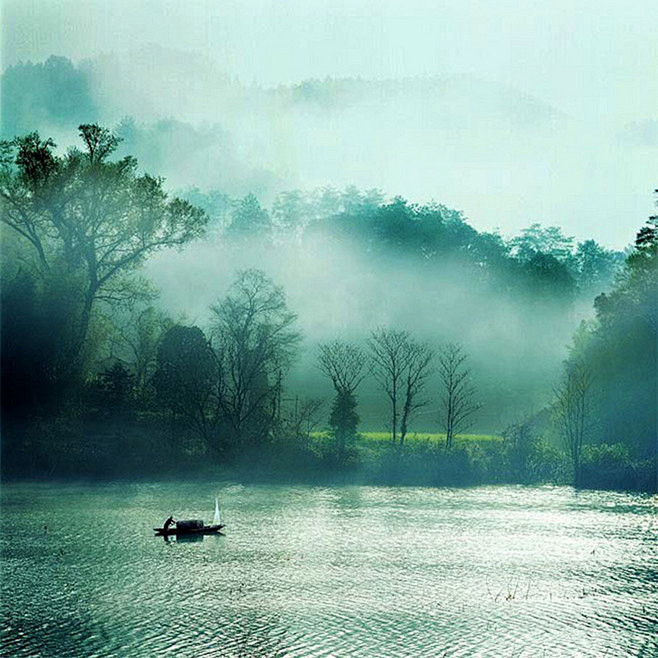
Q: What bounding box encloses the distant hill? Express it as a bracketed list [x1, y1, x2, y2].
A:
[1, 49, 565, 198]
[3, 48, 653, 247]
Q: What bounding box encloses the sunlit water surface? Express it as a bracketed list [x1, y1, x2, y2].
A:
[1, 482, 656, 657]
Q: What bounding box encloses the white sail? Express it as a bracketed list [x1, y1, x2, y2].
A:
[213, 497, 221, 525]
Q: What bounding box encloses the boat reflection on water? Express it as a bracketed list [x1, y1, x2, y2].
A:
[163, 533, 205, 544]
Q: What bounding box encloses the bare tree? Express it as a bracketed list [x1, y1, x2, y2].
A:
[111, 306, 173, 396]
[318, 341, 366, 395]
[553, 361, 593, 485]
[437, 343, 480, 449]
[317, 340, 366, 459]
[399, 340, 434, 445]
[368, 329, 434, 446]
[210, 269, 301, 448]
[281, 396, 324, 448]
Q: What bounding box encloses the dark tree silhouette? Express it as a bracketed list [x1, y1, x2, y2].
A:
[398, 340, 434, 445]
[153, 325, 217, 447]
[112, 306, 173, 399]
[95, 362, 135, 411]
[0, 125, 207, 374]
[318, 340, 366, 459]
[211, 270, 300, 447]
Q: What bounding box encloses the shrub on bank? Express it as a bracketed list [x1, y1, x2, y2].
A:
[580, 443, 657, 492]
[3, 417, 652, 493]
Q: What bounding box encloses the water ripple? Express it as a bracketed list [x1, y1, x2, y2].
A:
[2, 483, 656, 657]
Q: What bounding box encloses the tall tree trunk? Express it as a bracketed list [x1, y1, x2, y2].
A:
[391, 391, 397, 445]
[400, 398, 411, 447]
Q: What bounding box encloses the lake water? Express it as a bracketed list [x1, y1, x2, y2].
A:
[1, 482, 656, 657]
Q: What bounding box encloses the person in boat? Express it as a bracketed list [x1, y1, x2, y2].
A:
[163, 516, 176, 532]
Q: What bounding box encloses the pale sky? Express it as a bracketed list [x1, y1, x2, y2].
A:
[4, 0, 656, 120]
[3, 0, 657, 247]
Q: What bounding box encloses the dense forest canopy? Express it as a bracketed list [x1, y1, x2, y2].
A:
[1, 53, 655, 491]
[1, 125, 207, 413]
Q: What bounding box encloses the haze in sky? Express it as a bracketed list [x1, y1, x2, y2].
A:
[3, 0, 657, 247]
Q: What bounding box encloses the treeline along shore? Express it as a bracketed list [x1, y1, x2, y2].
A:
[1, 126, 656, 491]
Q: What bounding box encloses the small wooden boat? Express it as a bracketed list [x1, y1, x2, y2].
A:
[154, 523, 224, 536]
[154, 521, 225, 536]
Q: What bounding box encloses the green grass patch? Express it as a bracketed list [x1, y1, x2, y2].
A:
[311, 431, 502, 447]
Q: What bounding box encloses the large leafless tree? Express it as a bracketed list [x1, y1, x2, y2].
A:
[368, 328, 434, 446]
[398, 340, 434, 445]
[210, 269, 301, 447]
[437, 343, 480, 449]
[112, 306, 173, 397]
